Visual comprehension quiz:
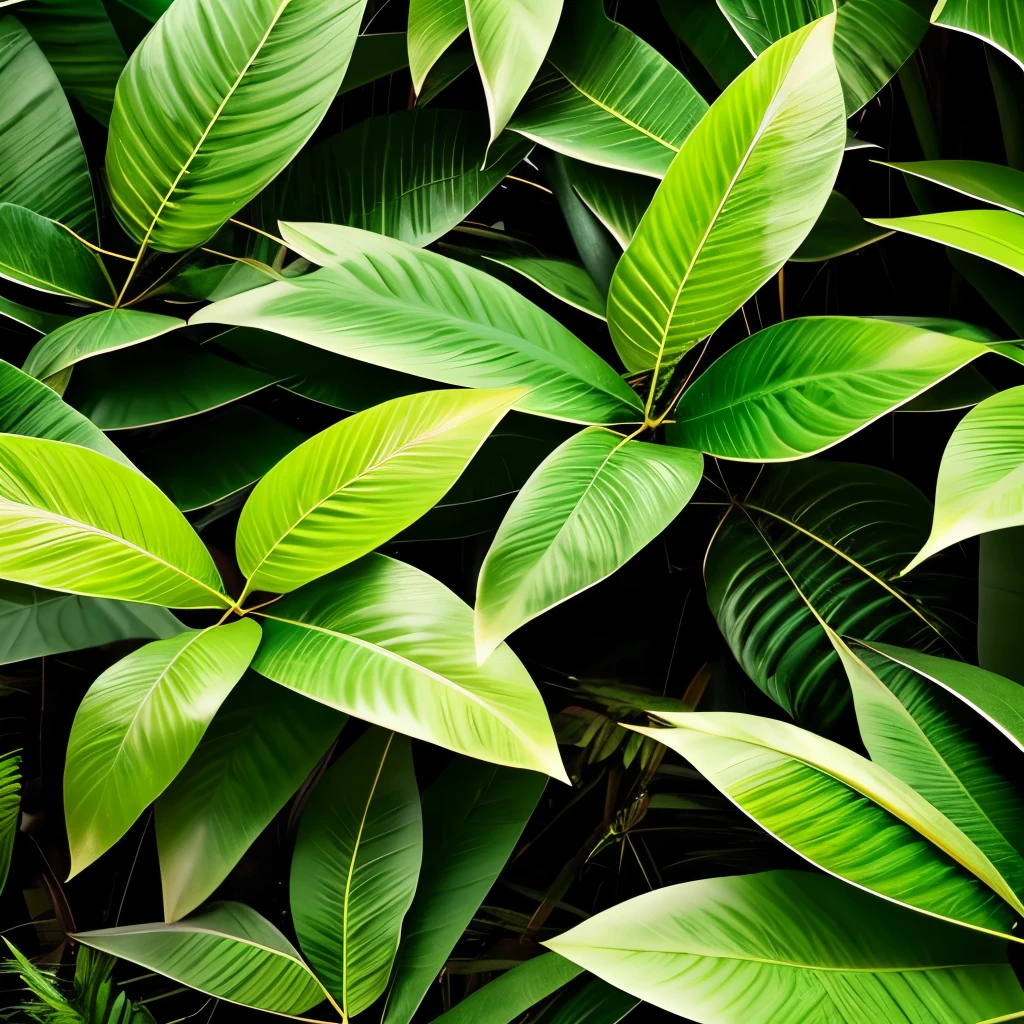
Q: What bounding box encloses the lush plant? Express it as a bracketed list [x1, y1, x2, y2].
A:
[4, 0, 1024, 1022]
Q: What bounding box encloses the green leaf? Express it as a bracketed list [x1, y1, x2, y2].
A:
[632, 712, 1024, 933]
[0, 434, 228, 608]
[73, 902, 331, 1018]
[418, 36, 476, 104]
[703, 460, 964, 731]
[0, 579, 182, 666]
[867, 209, 1024, 277]
[266, 110, 530, 247]
[476, 429, 702, 659]
[509, 0, 707, 177]
[0, 294, 70, 334]
[65, 339, 277, 432]
[905, 386, 1024, 573]
[884, 159, 1024, 214]
[408, 0, 467, 93]
[546, 870, 1024, 1023]
[483, 254, 606, 318]
[0, 203, 111, 302]
[430, 954, 584, 1024]
[607, 16, 845, 390]
[142, 406, 305, 513]
[156, 673, 343, 922]
[791, 190, 892, 261]
[901, 366, 997, 412]
[534, 978, 639, 1024]
[16, 0, 127, 125]
[384, 759, 546, 1024]
[658, 0, 753, 90]
[719, 0, 927, 115]
[931, 0, 1024, 71]
[22, 309, 184, 379]
[0, 358, 132, 467]
[292, 727, 422, 1017]
[671, 317, 985, 460]
[193, 224, 644, 425]
[340, 31, 408, 94]
[237, 387, 522, 597]
[251, 553, 568, 780]
[466, 0, 563, 142]
[0, 752, 20, 892]
[0, 17, 96, 237]
[64, 619, 261, 875]
[106, 0, 366, 252]
[564, 160, 656, 249]
[979, 528, 1024, 683]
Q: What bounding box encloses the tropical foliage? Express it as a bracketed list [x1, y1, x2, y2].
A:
[3, 1, 1024, 1022]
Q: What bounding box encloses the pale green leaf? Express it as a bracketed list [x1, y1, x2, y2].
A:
[64, 619, 261, 875]
[483, 254, 606, 318]
[251, 554, 568, 781]
[292, 727, 422, 1018]
[476, 429, 702, 659]
[408, 0, 466, 93]
[884, 159, 1024, 214]
[932, 0, 1024, 72]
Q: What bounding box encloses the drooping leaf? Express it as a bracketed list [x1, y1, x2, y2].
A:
[904, 386, 1024, 573]
[509, 0, 707, 177]
[476, 430, 702, 659]
[73, 903, 330, 1018]
[408, 0, 467, 93]
[156, 673, 344, 922]
[657, 0, 753, 90]
[564, 160, 656, 249]
[16, 0, 127, 125]
[546, 870, 1024, 1024]
[64, 619, 261, 875]
[266, 110, 530, 246]
[22, 309, 184, 379]
[0, 434, 228, 608]
[631, 712, 1024, 933]
[0, 203, 111, 302]
[670, 317, 984, 460]
[0, 752, 20, 892]
[719, 0, 927, 115]
[606, 17, 845, 390]
[292, 728, 422, 1017]
[251, 554, 568, 781]
[0, 16, 96, 236]
[385, 759, 546, 1024]
[340, 31, 408, 94]
[236, 387, 522, 597]
[979, 528, 1024, 683]
[483, 254, 606, 318]
[0, 294, 70, 334]
[884, 159, 1024, 214]
[105, 0, 366, 251]
[534, 977, 639, 1024]
[465, 0, 563, 142]
[703, 460, 963, 731]
[0, 580, 182, 666]
[791, 191, 892, 261]
[192, 224, 644, 425]
[931, 0, 1024, 72]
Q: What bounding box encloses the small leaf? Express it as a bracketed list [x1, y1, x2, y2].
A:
[0, 751, 20, 892]
[408, 0, 466, 92]
[791, 190, 892, 261]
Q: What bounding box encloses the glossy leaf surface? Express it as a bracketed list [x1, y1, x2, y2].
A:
[483, 255, 606, 318]
[932, 0, 1024, 71]
[566, 160, 656, 249]
[885, 158, 1024, 214]
[251, 554, 567, 781]
[407, 0, 466, 92]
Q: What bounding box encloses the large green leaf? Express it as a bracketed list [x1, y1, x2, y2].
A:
[385, 759, 546, 1024]
[791, 191, 892, 261]
[905, 386, 1024, 573]
[407, 0, 466, 92]
[65, 339, 277, 431]
[0, 752, 20, 892]
[932, 0, 1024, 71]
[483, 255, 606, 318]
[0, 358, 132, 468]
[867, 209, 1024, 277]
[64, 619, 260, 876]
[632, 712, 1024, 933]
[22, 309, 184, 379]
[658, 0, 753, 90]
[292, 727, 422, 1017]
[534, 978, 639, 1024]
[979, 528, 1024, 683]
[0, 204, 111, 302]
[719, 0, 927, 115]
[547, 870, 1024, 1023]
[105, 0, 366, 252]
[156, 673, 344, 922]
[670, 317, 984, 460]
[0, 434, 227, 608]
[606, 17, 844, 395]
[266, 110, 530, 247]
[192, 224, 644, 425]
[0, 580, 182, 665]
[476, 429, 702, 659]
[16, 0, 127, 125]
[564, 160, 656, 249]
[236, 387, 522, 597]
[885, 159, 1024, 214]
[466, 0, 562, 142]
[703, 460, 963, 731]
[0, 17, 96, 237]
[251, 554, 567, 781]
[509, 0, 707, 177]
[73, 902, 331, 1018]
[340, 31, 408, 93]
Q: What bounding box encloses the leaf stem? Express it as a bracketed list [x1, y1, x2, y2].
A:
[229, 217, 287, 247]
[56, 223, 135, 262]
